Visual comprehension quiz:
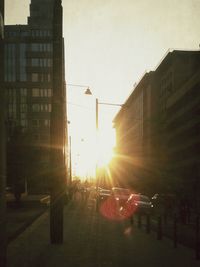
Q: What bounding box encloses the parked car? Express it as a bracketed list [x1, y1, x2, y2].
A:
[120, 194, 153, 218]
[98, 187, 131, 220]
[111, 187, 131, 207]
[98, 188, 111, 202]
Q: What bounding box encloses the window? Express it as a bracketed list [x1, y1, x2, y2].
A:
[32, 104, 40, 112]
[40, 73, 51, 82]
[20, 104, 27, 112]
[31, 73, 39, 82]
[19, 44, 27, 81]
[20, 88, 27, 96]
[31, 43, 39, 51]
[44, 89, 48, 97]
[20, 119, 28, 127]
[44, 119, 50, 127]
[20, 96, 27, 103]
[20, 31, 29, 37]
[47, 59, 52, 67]
[32, 88, 52, 97]
[31, 42, 52, 52]
[4, 44, 16, 82]
[48, 89, 52, 97]
[32, 88, 40, 97]
[31, 58, 39, 67]
[21, 113, 27, 119]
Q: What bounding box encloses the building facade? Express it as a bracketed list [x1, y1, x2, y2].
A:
[4, 0, 67, 193]
[114, 50, 200, 206]
[154, 50, 200, 205]
[113, 72, 156, 191]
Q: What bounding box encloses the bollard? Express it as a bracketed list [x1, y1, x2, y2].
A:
[146, 214, 150, 234]
[138, 213, 142, 228]
[173, 213, 177, 248]
[195, 216, 200, 260]
[157, 216, 162, 240]
[130, 216, 134, 225]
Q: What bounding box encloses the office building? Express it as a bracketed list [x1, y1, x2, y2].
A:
[4, 0, 67, 193]
[114, 50, 200, 203]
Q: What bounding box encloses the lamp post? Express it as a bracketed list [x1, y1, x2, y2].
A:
[50, 0, 66, 244]
[69, 135, 72, 185]
[95, 98, 123, 190]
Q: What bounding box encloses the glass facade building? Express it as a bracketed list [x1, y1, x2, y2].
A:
[4, 0, 66, 193]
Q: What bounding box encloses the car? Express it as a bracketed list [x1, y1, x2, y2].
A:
[111, 187, 131, 207]
[120, 194, 153, 218]
[98, 188, 111, 202]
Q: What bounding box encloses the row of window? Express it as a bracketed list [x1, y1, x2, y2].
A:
[31, 73, 51, 82]
[5, 30, 52, 38]
[32, 119, 50, 127]
[32, 133, 50, 141]
[31, 43, 52, 52]
[31, 58, 52, 67]
[18, 117, 51, 129]
[31, 30, 52, 38]
[7, 88, 51, 98]
[32, 103, 51, 112]
[32, 88, 52, 97]
[5, 42, 53, 82]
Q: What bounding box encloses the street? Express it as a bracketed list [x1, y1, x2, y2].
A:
[7, 199, 200, 267]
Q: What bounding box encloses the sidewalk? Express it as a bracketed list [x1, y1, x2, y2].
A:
[7, 194, 49, 242]
[7, 201, 200, 267]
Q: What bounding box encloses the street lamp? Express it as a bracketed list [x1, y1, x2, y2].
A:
[76, 87, 123, 190]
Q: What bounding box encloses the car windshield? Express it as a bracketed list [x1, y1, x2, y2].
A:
[139, 196, 150, 202]
[113, 188, 130, 195]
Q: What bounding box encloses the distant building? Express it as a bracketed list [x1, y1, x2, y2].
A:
[114, 50, 200, 204]
[4, 0, 67, 193]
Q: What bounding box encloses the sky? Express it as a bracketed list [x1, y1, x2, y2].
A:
[5, 0, 200, 178]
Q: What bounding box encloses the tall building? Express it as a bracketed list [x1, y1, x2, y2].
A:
[4, 0, 67, 193]
[114, 50, 200, 205]
[154, 50, 200, 205]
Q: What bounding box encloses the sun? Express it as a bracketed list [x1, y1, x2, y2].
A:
[71, 127, 116, 179]
[97, 136, 114, 167]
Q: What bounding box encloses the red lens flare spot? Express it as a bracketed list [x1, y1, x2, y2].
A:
[99, 196, 124, 221]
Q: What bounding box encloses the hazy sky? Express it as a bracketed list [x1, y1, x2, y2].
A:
[5, 0, 200, 176]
